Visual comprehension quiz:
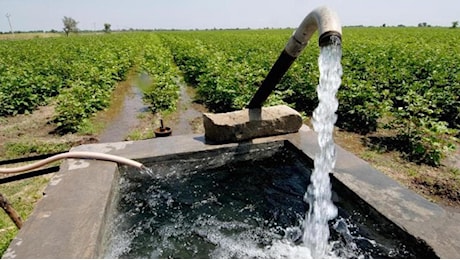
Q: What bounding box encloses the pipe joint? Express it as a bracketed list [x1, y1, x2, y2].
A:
[285, 35, 308, 58]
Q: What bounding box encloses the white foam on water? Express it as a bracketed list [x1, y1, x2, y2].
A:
[103, 212, 141, 259]
[151, 215, 315, 259]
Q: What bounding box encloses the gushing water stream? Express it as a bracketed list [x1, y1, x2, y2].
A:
[303, 36, 342, 258]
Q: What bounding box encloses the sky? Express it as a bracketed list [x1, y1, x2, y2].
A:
[0, 0, 459, 32]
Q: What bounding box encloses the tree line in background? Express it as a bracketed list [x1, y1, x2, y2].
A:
[62, 17, 111, 36]
[1, 15, 459, 35]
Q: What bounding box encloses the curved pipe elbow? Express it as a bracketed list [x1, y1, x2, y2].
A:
[247, 6, 342, 108]
[285, 6, 342, 57]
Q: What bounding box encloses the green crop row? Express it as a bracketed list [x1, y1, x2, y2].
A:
[161, 31, 285, 112]
[340, 28, 459, 165]
[138, 34, 180, 112]
[0, 39, 65, 116]
[0, 34, 141, 132]
[52, 34, 141, 133]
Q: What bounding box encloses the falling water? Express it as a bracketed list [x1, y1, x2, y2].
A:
[302, 36, 342, 258]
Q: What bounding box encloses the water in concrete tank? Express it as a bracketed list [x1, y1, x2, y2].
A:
[102, 143, 429, 258]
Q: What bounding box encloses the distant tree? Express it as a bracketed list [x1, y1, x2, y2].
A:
[62, 16, 78, 36]
[418, 22, 429, 27]
[452, 21, 459, 29]
[382, 23, 386, 27]
[103, 23, 111, 33]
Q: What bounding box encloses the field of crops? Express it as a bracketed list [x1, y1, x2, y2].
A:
[0, 33, 182, 133]
[163, 28, 460, 165]
[0, 27, 459, 256]
[1, 28, 458, 163]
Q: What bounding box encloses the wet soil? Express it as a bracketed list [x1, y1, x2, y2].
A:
[89, 75, 206, 142]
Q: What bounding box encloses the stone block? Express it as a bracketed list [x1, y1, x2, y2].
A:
[203, 105, 303, 144]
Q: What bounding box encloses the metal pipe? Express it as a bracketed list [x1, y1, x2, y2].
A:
[0, 151, 143, 174]
[247, 6, 342, 108]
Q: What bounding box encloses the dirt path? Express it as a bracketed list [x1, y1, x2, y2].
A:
[0, 105, 96, 160]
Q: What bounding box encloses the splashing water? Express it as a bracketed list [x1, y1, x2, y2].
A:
[302, 36, 342, 258]
[140, 165, 155, 177]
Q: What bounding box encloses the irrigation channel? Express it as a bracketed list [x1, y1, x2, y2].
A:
[0, 75, 204, 185]
[98, 84, 147, 143]
[99, 76, 206, 142]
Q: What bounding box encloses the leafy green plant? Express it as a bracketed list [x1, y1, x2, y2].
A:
[389, 89, 458, 166]
[53, 81, 111, 133]
[0, 33, 142, 131]
[395, 121, 457, 166]
[138, 37, 180, 113]
[2, 28, 458, 166]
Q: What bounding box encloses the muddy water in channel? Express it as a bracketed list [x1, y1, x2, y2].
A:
[171, 81, 206, 136]
[98, 76, 206, 142]
[98, 82, 148, 143]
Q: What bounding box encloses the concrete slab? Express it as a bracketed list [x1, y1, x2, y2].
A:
[4, 125, 460, 258]
[203, 105, 302, 143]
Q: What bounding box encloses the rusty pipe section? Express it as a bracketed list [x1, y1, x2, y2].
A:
[248, 6, 342, 108]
